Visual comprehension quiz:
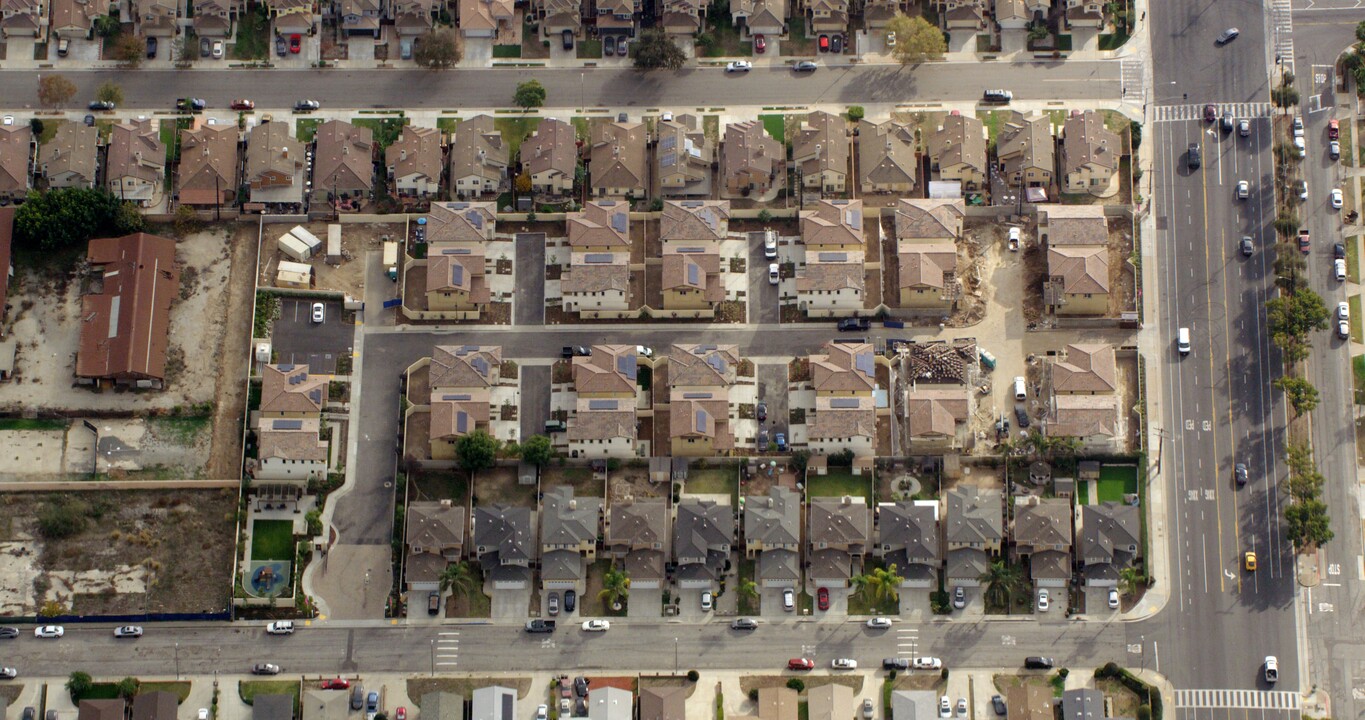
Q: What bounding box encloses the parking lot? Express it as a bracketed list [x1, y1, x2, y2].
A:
[272, 297, 353, 374]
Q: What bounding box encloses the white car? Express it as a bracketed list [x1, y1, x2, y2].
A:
[113, 626, 143, 638]
[725, 61, 752, 73]
[34, 626, 64, 639]
[0, 667, 16, 679]
[885, 31, 896, 47]
[768, 263, 780, 285]
[1331, 188, 1343, 209]
[764, 233, 778, 258]
[831, 658, 858, 670]
[1036, 589, 1050, 612]
[211, 39, 224, 58]
[1336, 258, 1347, 282]
[1107, 588, 1120, 609]
[1236, 180, 1248, 199]
[1340, 301, 1351, 321]
[940, 697, 952, 718]
[311, 302, 325, 323]
[701, 590, 713, 611]
[197, 710, 209, 720]
[1008, 226, 1021, 250]
[1264, 656, 1279, 683]
[957, 699, 967, 717]
[1294, 136, 1306, 157]
[1293, 117, 1304, 138]
[535, 705, 548, 720]
[866, 617, 892, 629]
[1339, 319, 1351, 339]
[782, 587, 795, 611]
[582, 620, 611, 632]
[912, 657, 943, 670]
[636, 345, 653, 358]
[266, 621, 294, 635]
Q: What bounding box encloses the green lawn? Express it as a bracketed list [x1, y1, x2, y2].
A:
[1351, 295, 1363, 343]
[1340, 122, 1355, 168]
[493, 117, 542, 160]
[1098, 30, 1130, 50]
[1353, 355, 1365, 404]
[352, 116, 408, 151]
[79, 684, 124, 701]
[0, 418, 67, 431]
[1096, 465, 1138, 503]
[737, 557, 758, 615]
[1350, 236, 1361, 284]
[295, 118, 321, 143]
[759, 114, 786, 144]
[493, 44, 522, 58]
[695, 23, 753, 58]
[976, 110, 1005, 144]
[250, 520, 296, 562]
[845, 559, 898, 615]
[37, 119, 63, 145]
[576, 39, 602, 59]
[571, 116, 592, 141]
[140, 682, 192, 702]
[1075, 481, 1090, 506]
[807, 470, 872, 505]
[686, 466, 737, 496]
[781, 20, 815, 56]
[231, 6, 269, 60]
[238, 680, 300, 707]
[437, 117, 461, 134]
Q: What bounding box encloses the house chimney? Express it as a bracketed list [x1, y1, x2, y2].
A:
[343, 144, 348, 154]
[283, 147, 289, 159]
[569, 499, 577, 510]
[401, 149, 408, 161]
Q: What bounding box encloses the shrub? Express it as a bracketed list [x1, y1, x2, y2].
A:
[686, 670, 699, 682]
[1137, 706, 1151, 720]
[38, 501, 87, 539]
[749, 689, 759, 702]
[785, 678, 805, 693]
[847, 105, 865, 121]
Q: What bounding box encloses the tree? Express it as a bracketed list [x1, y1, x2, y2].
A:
[852, 563, 904, 609]
[514, 172, 533, 193]
[1356, 20, 1365, 45]
[1285, 498, 1334, 549]
[513, 80, 547, 110]
[632, 27, 686, 70]
[414, 28, 461, 69]
[438, 561, 475, 598]
[1267, 289, 1330, 363]
[785, 678, 805, 693]
[520, 434, 554, 467]
[598, 567, 631, 610]
[67, 671, 94, 702]
[96, 81, 124, 106]
[174, 204, 203, 236]
[116, 677, 139, 698]
[38, 74, 77, 108]
[1275, 375, 1320, 416]
[737, 579, 759, 602]
[111, 33, 146, 67]
[15, 188, 144, 252]
[885, 13, 946, 65]
[454, 429, 500, 475]
[847, 106, 865, 121]
[1118, 566, 1142, 597]
[979, 560, 1024, 610]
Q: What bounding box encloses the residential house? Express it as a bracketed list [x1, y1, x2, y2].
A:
[930, 0, 986, 30]
[312, 120, 375, 203]
[594, 0, 638, 38]
[1047, 342, 1120, 450]
[891, 692, 939, 720]
[255, 363, 329, 483]
[40, 121, 97, 189]
[268, 0, 314, 34]
[673, 497, 733, 590]
[660, 202, 727, 316]
[1061, 689, 1105, 720]
[806, 0, 846, 32]
[393, 0, 437, 35]
[807, 496, 870, 589]
[132, 692, 178, 720]
[1078, 501, 1139, 586]
[1007, 686, 1055, 720]
[1065, 0, 1102, 28]
[858, 119, 917, 195]
[75, 233, 179, 388]
[471, 504, 534, 589]
[406, 502, 465, 592]
[339, 0, 382, 37]
[79, 700, 127, 720]
[561, 202, 631, 315]
[419, 694, 465, 720]
[459, 0, 514, 38]
[569, 200, 632, 251]
[943, 486, 1002, 587]
[471, 687, 517, 720]
[568, 345, 641, 458]
[639, 686, 688, 720]
[876, 501, 940, 589]
[903, 388, 970, 451]
[133, 0, 178, 37]
[997, 111, 1055, 192]
[606, 498, 668, 590]
[793, 111, 849, 194]
[1051, 342, 1116, 394]
[995, 0, 1028, 29]
[301, 691, 350, 720]
[0, 124, 32, 202]
[807, 341, 879, 457]
[524, 118, 577, 195]
[928, 113, 987, 190]
[106, 119, 165, 207]
[667, 343, 738, 454]
[656, 114, 713, 197]
[387, 126, 443, 200]
[661, 199, 728, 243]
[894, 198, 963, 310]
[1, 0, 47, 38]
[722, 119, 783, 198]
[50, 0, 99, 37]
[449, 115, 509, 198]
[862, 0, 897, 28]
[588, 119, 647, 198]
[246, 122, 305, 206]
[425, 243, 490, 315]
[536, 0, 580, 38]
[427, 344, 501, 458]
[1060, 110, 1120, 194]
[540, 485, 602, 593]
[730, 0, 782, 36]
[659, 0, 707, 35]
[797, 199, 866, 317]
[1013, 497, 1073, 589]
[732, 687, 798, 720]
[178, 123, 239, 208]
[193, 0, 238, 36]
[807, 686, 854, 720]
[428, 201, 498, 243]
[745, 486, 801, 589]
[1041, 205, 1109, 315]
[588, 688, 633, 720]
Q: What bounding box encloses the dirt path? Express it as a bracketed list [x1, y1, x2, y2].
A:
[206, 223, 261, 480]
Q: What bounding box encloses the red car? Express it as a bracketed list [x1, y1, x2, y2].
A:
[788, 658, 815, 671]
[395, 709, 407, 720]
[230, 99, 256, 110]
[754, 34, 766, 53]
[321, 679, 349, 690]
[817, 587, 830, 611]
[818, 35, 829, 52]
[290, 34, 302, 53]
[1329, 119, 1340, 140]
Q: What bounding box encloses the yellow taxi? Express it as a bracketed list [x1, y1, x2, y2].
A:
[1244, 551, 1257, 572]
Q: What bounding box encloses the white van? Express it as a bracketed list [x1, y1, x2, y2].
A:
[1012, 376, 1027, 400]
[1177, 328, 1191, 355]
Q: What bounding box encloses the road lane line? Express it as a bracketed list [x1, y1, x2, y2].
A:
[1198, 126, 1232, 594]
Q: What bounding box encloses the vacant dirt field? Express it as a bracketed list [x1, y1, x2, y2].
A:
[0, 489, 237, 615]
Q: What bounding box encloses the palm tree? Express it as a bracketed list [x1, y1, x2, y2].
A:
[599, 567, 631, 611]
[438, 561, 475, 599]
[737, 579, 759, 602]
[1118, 566, 1142, 597]
[979, 560, 1024, 610]
[853, 564, 904, 609]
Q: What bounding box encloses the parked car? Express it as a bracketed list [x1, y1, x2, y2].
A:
[548, 592, 560, 616]
[866, 617, 892, 629]
[211, 39, 224, 58]
[1331, 141, 1341, 159]
[322, 679, 350, 690]
[617, 39, 627, 56]
[34, 626, 63, 639]
[573, 677, 590, 697]
[788, 658, 815, 670]
[764, 233, 778, 258]
[758, 430, 769, 451]
[793, 61, 818, 72]
[113, 626, 143, 639]
[939, 697, 952, 718]
[295, 99, 321, 112]
[266, 621, 294, 635]
[275, 36, 287, 56]
[768, 263, 780, 284]
[562, 345, 591, 358]
[757, 402, 768, 422]
[885, 31, 895, 46]
[912, 657, 942, 670]
[146, 37, 157, 58]
[1339, 318, 1351, 339]
[1107, 589, 1120, 609]
[819, 35, 829, 52]
[351, 687, 365, 710]
[1335, 242, 1347, 259]
[0, 669, 15, 680]
[1332, 188, 1344, 209]
[837, 317, 870, 332]
[366, 692, 379, 713]
[754, 34, 766, 53]
[701, 590, 714, 611]
[731, 618, 758, 630]
[1014, 406, 1029, 429]
[289, 34, 302, 53]
[427, 592, 440, 615]
[311, 302, 325, 323]
[952, 586, 965, 609]
[88, 101, 115, 111]
[1330, 119, 1340, 139]
[1036, 589, 1050, 612]
[395, 709, 407, 720]
[782, 587, 795, 611]
[831, 34, 843, 53]
[231, 99, 256, 110]
[882, 658, 909, 671]
[0, 627, 18, 639]
[863, 699, 875, 719]
[562, 29, 574, 49]
[725, 61, 752, 73]
[957, 699, 968, 717]
[1340, 300, 1351, 323]
[831, 658, 857, 670]
[604, 35, 616, 55]
[775, 432, 786, 451]
[1024, 657, 1054, 670]
[991, 696, 1007, 716]
[534, 707, 547, 720]
[1293, 116, 1304, 137]
[252, 664, 281, 675]
[582, 620, 610, 632]
[200, 37, 211, 56]
[817, 587, 830, 610]
[983, 89, 1013, 103]
[1336, 258, 1347, 282]
[564, 589, 576, 613]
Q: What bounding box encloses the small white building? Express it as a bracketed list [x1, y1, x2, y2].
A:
[279, 233, 314, 261]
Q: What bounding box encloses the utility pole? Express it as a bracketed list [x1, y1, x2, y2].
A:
[430, 639, 435, 676]
[175, 642, 181, 679]
[674, 637, 679, 674]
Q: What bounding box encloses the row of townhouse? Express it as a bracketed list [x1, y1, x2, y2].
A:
[928, 109, 1122, 197]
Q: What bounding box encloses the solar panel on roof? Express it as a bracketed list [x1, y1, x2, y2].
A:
[467, 211, 484, 229]
[584, 253, 613, 263]
[451, 265, 465, 285]
[661, 152, 676, 167]
[682, 200, 701, 208]
[676, 246, 703, 253]
[695, 410, 706, 432]
[830, 398, 860, 409]
[818, 252, 848, 262]
[611, 213, 628, 233]
[848, 209, 863, 230]
[471, 357, 489, 375]
[698, 345, 716, 351]
[854, 352, 875, 376]
[687, 263, 700, 285]
[449, 202, 469, 209]
[456, 411, 468, 433]
[704, 355, 726, 374]
[273, 419, 303, 430]
[442, 394, 473, 401]
[278, 364, 296, 371]
[308, 389, 323, 404]
[616, 355, 638, 379]
[588, 399, 619, 410]
[682, 392, 712, 399]
[660, 136, 677, 151]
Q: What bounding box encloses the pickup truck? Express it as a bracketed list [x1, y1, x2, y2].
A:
[1298, 229, 1311, 254]
[525, 619, 557, 633]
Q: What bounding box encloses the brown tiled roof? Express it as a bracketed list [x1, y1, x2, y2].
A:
[245, 121, 304, 188]
[259, 416, 328, 461]
[260, 363, 328, 413]
[732, 0, 783, 27]
[1040, 205, 1107, 246]
[430, 344, 501, 389]
[426, 243, 490, 302]
[661, 242, 724, 302]
[193, 0, 231, 34]
[793, 111, 848, 181]
[0, 0, 41, 36]
[668, 344, 739, 387]
[639, 685, 688, 720]
[448, 115, 509, 185]
[572, 345, 638, 395]
[525, 118, 577, 182]
[904, 387, 969, 438]
[590, 120, 647, 193]
[75, 233, 179, 382]
[810, 342, 875, 393]
[41, 122, 98, 187]
[858, 119, 916, 189]
[427, 201, 497, 244]
[460, 0, 513, 31]
[313, 120, 374, 195]
[997, 111, 1054, 180]
[796, 250, 865, 293]
[393, 0, 435, 31]
[809, 394, 875, 440]
[1048, 394, 1118, 438]
[897, 242, 957, 290]
[386, 126, 443, 186]
[105, 119, 165, 191]
[561, 251, 629, 294]
[894, 198, 963, 242]
[431, 388, 491, 440]
[568, 200, 631, 248]
[801, 199, 864, 247]
[655, 115, 711, 187]
[79, 699, 127, 720]
[569, 395, 636, 441]
[0, 125, 32, 197]
[722, 120, 782, 190]
[1047, 245, 1109, 294]
[994, 0, 1027, 21]
[669, 391, 733, 449]
[1061, 110, 1119, 177]
[661, 199, 729, 242]
[178, 123, 238, 205]
[1051, 343, 1117, 394]
[51, 0, 101, 33]
[930, 114, 986, 175]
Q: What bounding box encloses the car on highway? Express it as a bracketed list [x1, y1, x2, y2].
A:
[866, 617, 892, 629]
[957, 699, 968, 717]
[231, 99, 256, 110]
[817, 586, 830, 610]
[953, 586, 966, 609]
[88, 101, 115, 111]
[768, 263, 780, 285]
[1203, 104, 1217, 123]
[939, 697, 952, 718]
[754, 34, 766, 53]
[1336, 258, 1347, 282]
[34, 626, 63, 639]
[731, 618, 758, 630]
[322, 679, 350, 690]
[1240, 236, 1254, 257]
[0, 627, 18, 639]
[1234, 462, 1248, 487]
[701, 590, 714, 611]
[212, 39, 224, 57]
[113, 626, 143, 639]
[1244, 551, 1257, 571]
[991, 696, 1007, 716]
[1331, 141, 1341, 160]
[725, 61, 752, 73]
[1221, 110, 1234, 133]
[252, 664, 281, 675]
[882, 658, 910, 671]
[266, 621, 294, 635]
[581, 620, 610, 632]
[831, 659, 858, 670]
[0, 668, 15, 680]
[793, 61, 818, 72]
[1024, 657, 1054, 669]
[1236, 180, 1248, 199]
[1108, 588, 1120, 609]
[837, 317, 870, 332]
[1215, 27, 1239, 44]
[1036, 589, 1050, 612]
[1187, 143, 1200, 169]
[788, 658, 815, 670]
[912, 657, 942, 670]
[295, 99, 321, 112]
[1332, 188, 1343, 209]
[783, 588, 795, 611]
[862, 699, 875, 720]
[1264, 656, 1279, 683]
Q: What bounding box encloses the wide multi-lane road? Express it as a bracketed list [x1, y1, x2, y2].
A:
[0, 62, 1120, 110]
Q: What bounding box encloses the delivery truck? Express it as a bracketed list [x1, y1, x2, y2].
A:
[383, 241, 398, 281]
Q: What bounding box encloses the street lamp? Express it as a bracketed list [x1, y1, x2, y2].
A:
[674, 637, 679, 674]
[430, 639, 435, 677]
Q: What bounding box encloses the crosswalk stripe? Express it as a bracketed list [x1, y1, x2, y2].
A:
[1153, 103, 1276, 123]
[1174, 689, 1300, 710]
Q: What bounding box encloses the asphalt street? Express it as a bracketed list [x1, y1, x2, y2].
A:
[0, 63, 1120, 111]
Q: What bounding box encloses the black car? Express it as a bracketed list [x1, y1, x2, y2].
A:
[1203, 104, 1217, 123]
[991, 696, 1007, 716]
[83, 114, 95, 127]
[757, 403, 767, 422]
[758, 430, 769, 451]
[1235, 462, 1248, 487]
[1220, 110, 1234, 133]
[200, 36, 211, 57]
[831, 34, 842, 53]
[0, 626, 18, 639]
[731, 618, 758, 630]
[793, 61, 818, 72]
[837, 317, 870, 332]
[1024, 657, 1054, 670]
[1187, 143, 1201, 169]
[146, 37, 157, 58]
[564, 589, 577, 613]
[22, 708, 34, 720]
[1335, 242, 1347, 260]
[276, 35, 288, 56]
[89, 101, 115, 111]
[562, 29, 574, 49]
[573, 677, 590, 698]
[428, 591, 440, 615]
[882, 658, 909, 671]
[562, 346, 591, 358]
[1014, 406, 1029, 428]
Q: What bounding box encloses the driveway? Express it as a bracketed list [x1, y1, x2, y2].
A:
[491, 586, 531, 621]
[519, 365, 552, 440]
[747, 231, 780, 323]
[673, 587, 711, 622]
[760, 586, 795, 617]
[947, 586, 985, 620]
[1082, 586, 1119, 618]
[514, 233, 546, 325]
[898, 588, 933, 621]
[756, 363, 789, 443]
[809, 584, 849, 620]
[627, 586, 662, 619]
[273, 298, 353, 373]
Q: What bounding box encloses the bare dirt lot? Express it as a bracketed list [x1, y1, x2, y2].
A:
[0, 489, 237, 615]
[259, 222, 406, 297]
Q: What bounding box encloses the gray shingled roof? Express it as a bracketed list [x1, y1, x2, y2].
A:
[945, 487, 1002, 545]
[541, 486, 602, 548]
[877, 502, 939, 566]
